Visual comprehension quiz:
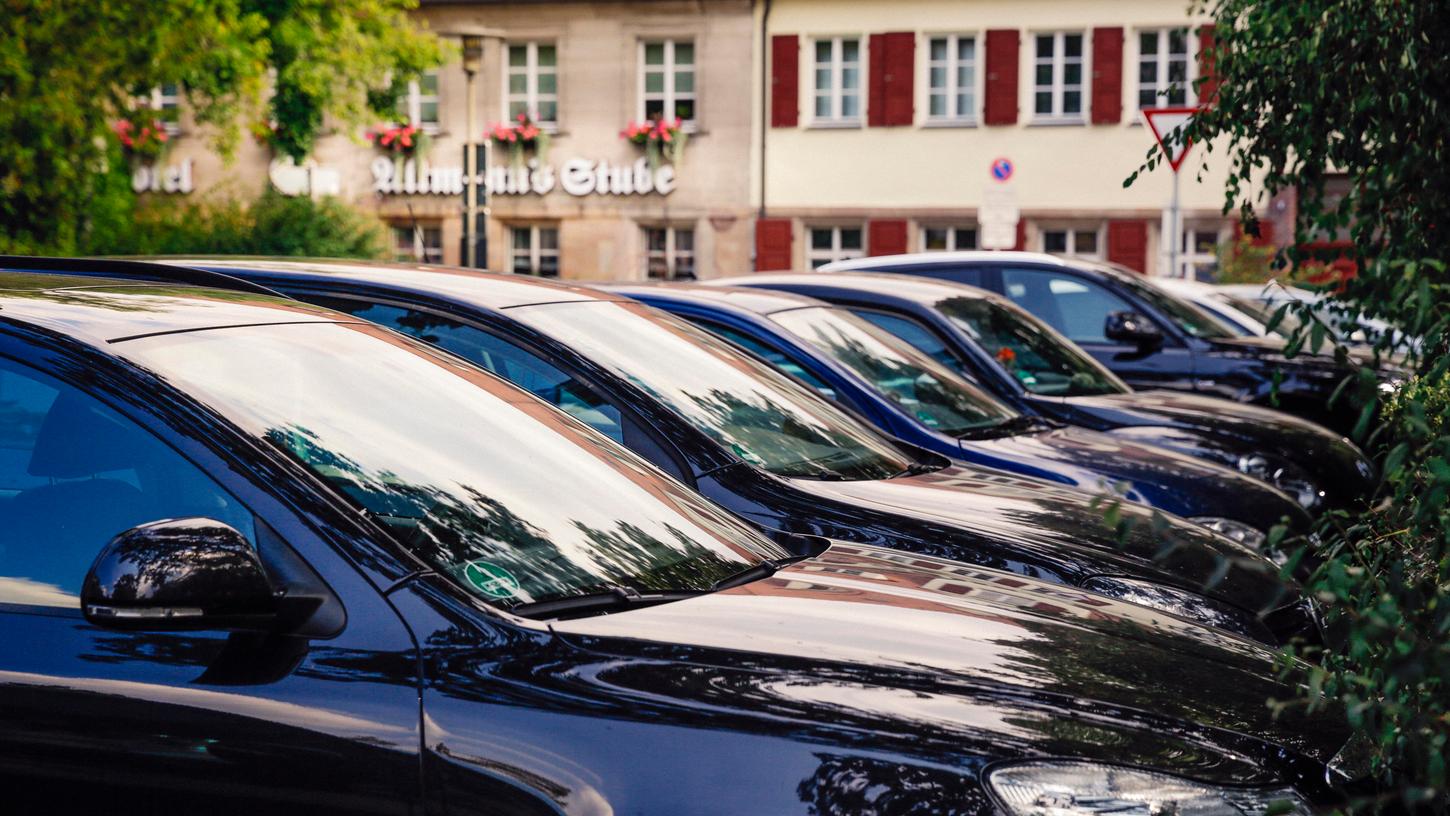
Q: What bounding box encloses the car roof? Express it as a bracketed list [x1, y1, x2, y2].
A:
[165, 257, 631, 310]
[818, 251, 1144, 283]
[0, 267, 340, 346]
[719, 272, 1002, 309]
[595, 281, 828, 316]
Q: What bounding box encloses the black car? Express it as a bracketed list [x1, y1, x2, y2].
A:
[716, 272, 1376, 515]
[0, 262, 1355, 814]
[159, 257, 1312, 644]
[817, 251, 1386, 434]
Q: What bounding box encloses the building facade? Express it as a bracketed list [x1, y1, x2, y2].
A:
[752, 0, 1263, 277]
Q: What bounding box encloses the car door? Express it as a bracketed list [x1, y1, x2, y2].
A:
[0, 350, 423, 814]
[995, 267, 1196, 391]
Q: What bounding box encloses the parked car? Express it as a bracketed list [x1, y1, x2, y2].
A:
[816, 251, 1385, 434]
[602, 281, 1313, 543]
[1173, 280, 1419, 355]
[1148, 277, 1276, 337]
[0, 260, 1357, 813]
[713, 272, 1375, 515]
[144, 257, 1315, 645]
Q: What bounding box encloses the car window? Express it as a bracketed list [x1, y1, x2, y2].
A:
[849, 310, 965, 372]
[0, 358, 255, 610]
[1000, 268, 1138, 344]
[691, 319, 839, 400]
[306, 298, 626, 444]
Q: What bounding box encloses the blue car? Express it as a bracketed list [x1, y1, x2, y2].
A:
[712, 272, 1375, 515]
[602, 281, 1310, 549]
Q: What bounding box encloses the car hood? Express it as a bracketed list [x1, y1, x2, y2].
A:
[1065, 391, 1376, 509]
[1204, 335, 1391, 373]
[778, 464, 1290, 617]
[554, 542, 1347, 781]
[960, 426, 1309, 531]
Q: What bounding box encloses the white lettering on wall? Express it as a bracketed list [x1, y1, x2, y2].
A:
[132, 158, 194, 195]
[372, 155, 676, 198]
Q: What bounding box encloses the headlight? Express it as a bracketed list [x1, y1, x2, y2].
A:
[987, 761, 1312, 816]
[1081, 576, 1270, 642]
[1236, 455, 1325, 511]
[1190, 516, 1267, 552]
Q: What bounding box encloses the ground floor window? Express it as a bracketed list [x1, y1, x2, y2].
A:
[1179, 224, 1224, 280]
[511, 225, 560, 277]
[922, 225, 978, 252]
[643, 225, 695, 280]
[392, 223, 443, 264]
[807, 225, 864, 269]
[1040, 225, 1102, 259]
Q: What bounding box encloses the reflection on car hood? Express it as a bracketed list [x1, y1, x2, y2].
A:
[556, 543, 1347, 776]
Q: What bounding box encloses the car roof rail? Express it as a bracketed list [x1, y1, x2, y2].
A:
[0, 255, 285, 299]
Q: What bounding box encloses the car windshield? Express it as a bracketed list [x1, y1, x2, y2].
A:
[507, 301, 914, 480]
[934, 297, 1129, 397]
[767, 306, 1018, 435]
[1119, 275, 1238, 339]
[119, 321, 787, 610]
[1221, 294, 1310, 339]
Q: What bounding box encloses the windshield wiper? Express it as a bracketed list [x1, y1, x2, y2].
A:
[712, 555, 811, 591]
[892, 460, 943, 478]
[508, 585, 701, 620]
[952, 415, 1049, 440]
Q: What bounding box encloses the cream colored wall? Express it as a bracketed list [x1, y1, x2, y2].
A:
[758, 0, 1243, 273]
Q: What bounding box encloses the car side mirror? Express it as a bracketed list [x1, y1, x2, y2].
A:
[82, 518, 279, 632]
[1104, 311, 1164, 349]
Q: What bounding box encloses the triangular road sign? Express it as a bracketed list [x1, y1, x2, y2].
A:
[1142, 107, 1199, 173]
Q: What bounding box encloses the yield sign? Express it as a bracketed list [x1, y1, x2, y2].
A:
[1142, 107, 1200, 173]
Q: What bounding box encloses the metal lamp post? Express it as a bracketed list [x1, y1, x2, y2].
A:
[448, 26, 501, 269]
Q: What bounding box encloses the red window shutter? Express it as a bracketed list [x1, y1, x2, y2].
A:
[1106, 220, 1149, 272]
[771, 35, 799, 128]
[868, 32, 915, 126]
[1090, 27, 1123, 124]
[755, 218, 794, 270]
[1013, 219, 1027, 251]
[868, 220, 909, 256]
[983, 30, 1019, 126]
[1197, 24, 1220, 104]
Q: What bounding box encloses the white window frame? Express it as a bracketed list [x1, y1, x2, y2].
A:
[807, 225, 866, 268]
[505, 42, 559, 128]
[511, 225, 560, 277]
[144, 84, 183, 133]
[1039, 225, 1104, 259]
[924, 34, 978, 123]
[1032, 31, 1088, 122]
[1136, 27, 1195, 111]
[400, 70, 441, 132]
[921, 224, 979, 252]
[811, 36, 864, 126]
[642, 225, 696, 279]
[1178, 222, 1225, 279]
[393, 223, 443, 264]
[638, 40, 697, 128]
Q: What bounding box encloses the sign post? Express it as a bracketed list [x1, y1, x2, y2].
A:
[980, 157, 1018, 250]
[1142, 107, 1198, 277]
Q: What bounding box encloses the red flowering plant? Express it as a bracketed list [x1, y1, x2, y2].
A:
[112, 116, 170, 163]
[488, 113, 550, 165]
[621, 117, 687, 167]
[367, 123, 429, 158]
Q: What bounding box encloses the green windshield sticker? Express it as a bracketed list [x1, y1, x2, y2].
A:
[462, 560, 521, 599]
[730, 442, 767, 466]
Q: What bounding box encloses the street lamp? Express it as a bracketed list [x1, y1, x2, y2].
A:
[446, 25, 501, 268]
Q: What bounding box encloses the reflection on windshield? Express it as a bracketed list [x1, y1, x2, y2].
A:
[1221, 295, 1308, 339]
[768, 307, 1016, 435]
[121, 322, 786, 608]
[1121, 277, 1237, 339]
[507, 301, 912, 480]
[935, 298, 1128, 397]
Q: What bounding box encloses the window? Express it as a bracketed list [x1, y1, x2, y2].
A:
[1000, 268, 1137, 344]
[397, 70, 440, 130]
[0, 359, 255, 609]
[807, 226, 864, 269]
[1033, 32, 1086, 120]
[850, 310, 965, 372]
[692, 320, 838, 400]
[142, 84, 182, 131]
[511, 225, 560, 277]
[1178, 225, 1223, 280]
[922, 225, 978, 252]
[1137, 28, 1192, 109]
[643, 226, 695, 280]
[392, 224, 443, 264]
[641, 40, 695, 124]
[301, 299, 625, 444]
[507, 43, 558, 126]
[1040, 226, 1102, 259]
[927, 35, 976, 121]
[812, 37, 862, 124]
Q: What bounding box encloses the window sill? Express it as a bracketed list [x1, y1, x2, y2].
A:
[806, 119, 864, 130]
[1027, 117, 1088, 127]
[921, 117, 978, 129]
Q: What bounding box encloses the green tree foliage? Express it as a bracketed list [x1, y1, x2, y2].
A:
[1132, 2, 1450, 811]
[0, 0, 446, 254]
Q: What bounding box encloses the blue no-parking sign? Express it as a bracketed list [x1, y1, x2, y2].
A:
[990, 157, 1014, 182]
